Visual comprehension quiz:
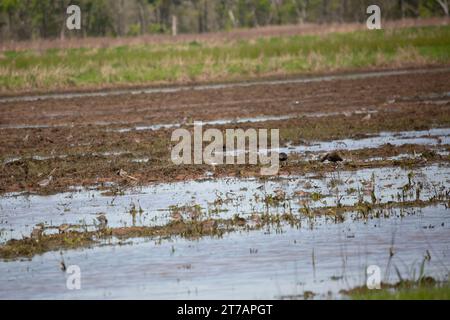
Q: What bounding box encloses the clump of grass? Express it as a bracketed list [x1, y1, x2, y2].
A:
[0, 218, 225, 260]
[345, 280, 450, 300]
[0, 231, 95, 260]
[310, 192, 324, 202]
[1, 209, 300, 259]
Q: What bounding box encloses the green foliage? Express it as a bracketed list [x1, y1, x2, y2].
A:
[351, 284, 450, 300]
[1, 25, 450, 92]
[127, 24, 141, 36]
[1, 0, 449, 40]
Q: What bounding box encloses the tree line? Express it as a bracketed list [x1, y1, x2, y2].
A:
[0, 0, 449, 40]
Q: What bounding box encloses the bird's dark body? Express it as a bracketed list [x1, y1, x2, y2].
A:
[321, 152, 343, 163]
[279, 152, 288, 162]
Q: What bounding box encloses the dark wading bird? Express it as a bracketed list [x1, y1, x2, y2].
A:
[279, 152, 288, 163]
[96, 214, 108, 230]
[320, 152, 343, 163]
[31, 224, 44, 240]
[58, 224, 71, 234]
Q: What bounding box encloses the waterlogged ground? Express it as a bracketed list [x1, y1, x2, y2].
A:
[1, 163, 449, 242]
[0, 205, 448, 299]
[0, 67, 449, 299]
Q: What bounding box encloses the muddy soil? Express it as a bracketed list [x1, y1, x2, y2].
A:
[0, 67, 449, 195]
[0, 67, 449, 299]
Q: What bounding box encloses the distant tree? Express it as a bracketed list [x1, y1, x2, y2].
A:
[254, 0, 271, 25]
[436, 0, 449, 16]
[83, 0, 114, 37]
[0, 0, 448, 40]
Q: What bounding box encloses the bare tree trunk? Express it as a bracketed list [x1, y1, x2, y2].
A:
[172, 15, 177, 36]
[40, 2, 48, 38]
[286, 0, 308, 24]
[404, 1, 419, 17]
[436, 0, 449, 16]
[399, 0, 405, 19]
[196, 0, 208, 33]
[59, 0, 67, 40]
[198, 5, 203, 33]
[341, 0, 348, 22]
[252, 6, 259, 27]
[118, 0, 125, 36]
[137, 0, 147, 35]
[7, 10, 14, 40]
[203, 0, 209, 32]
[228, 10, 237, 28]
[321, 0, 329, 23]
[60, 21, 66, 40]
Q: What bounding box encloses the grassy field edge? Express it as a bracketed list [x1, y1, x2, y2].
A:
[1, 25, 450, 95]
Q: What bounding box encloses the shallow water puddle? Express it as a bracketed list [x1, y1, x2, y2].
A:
[365, 150, 450, 162]
[0, 204, 448, 299]
[112, 110, 377, 133]
[0, 163, 448, 243]
[113, 115, 301, 133]
[3, 128, 448, 166]
[282, 128, 450, 154]
[217, 128, 450, 159]
[0, 107, 377, 132]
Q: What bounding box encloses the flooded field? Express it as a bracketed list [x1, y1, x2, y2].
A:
[0, 204, 448, 299]
[0, 67, 449, 299]
[1, 163, 449, 242]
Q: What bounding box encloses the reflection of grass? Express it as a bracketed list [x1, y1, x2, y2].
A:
[350, 283, 450, 300]
[1, 25, 450, 93]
